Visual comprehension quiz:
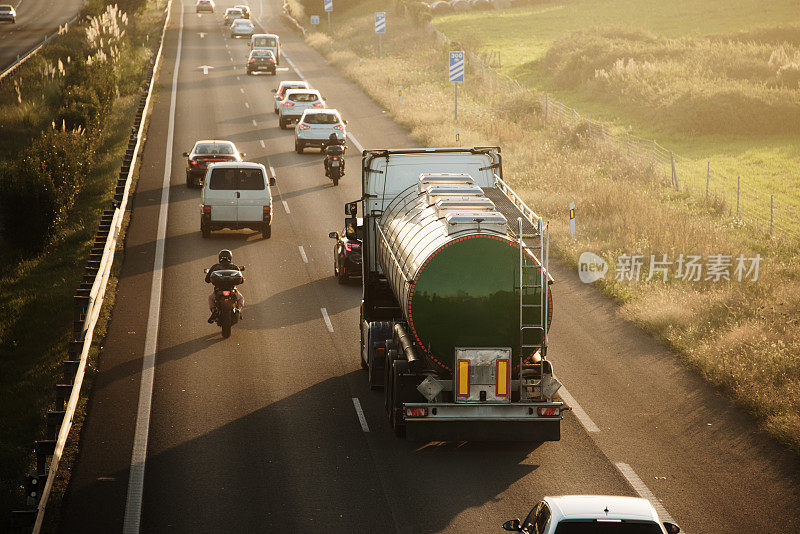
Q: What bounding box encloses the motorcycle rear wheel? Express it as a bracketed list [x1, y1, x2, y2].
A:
[220, 311, 232, 338]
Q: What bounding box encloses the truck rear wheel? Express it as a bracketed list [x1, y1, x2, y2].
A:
[390, 360, 409, 437]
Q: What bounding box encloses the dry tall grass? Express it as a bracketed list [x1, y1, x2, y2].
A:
[303, 1, 800, 449]
[543, 28, 800, 135]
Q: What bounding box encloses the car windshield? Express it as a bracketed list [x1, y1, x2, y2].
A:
[234, 20, 251, 25]
[289, 93, 318, 102]
[0, 6, 12, 11]
[253, 37, 277, 47]
[226, 9, 241, 14]
[251, 51, 273, 58]
[195, 143, 235, 155]
[554, 521, 664, 534]
[304, 113, 339, 125]
[209, 168, 265, 190]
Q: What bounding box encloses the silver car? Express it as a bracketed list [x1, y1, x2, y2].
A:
[230, 18, 254, 38]
[294, 109, 346, 153]
[223, 7, 244, 25]
[0, 4, 16, 23]
[272, 80, 309, 114]
[278, 89, 326, 129]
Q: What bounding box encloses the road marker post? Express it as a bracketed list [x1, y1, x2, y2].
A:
[449, 51, 464, 146]
[569, 201, 576, 237]
[374, 12, 386, 58]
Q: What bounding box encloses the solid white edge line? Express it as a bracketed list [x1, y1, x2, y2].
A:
[252, 119, 257, 127]
[240, 87, 244, 93]
[245, 102, 250, 108]
[352, 398, 370, 432]
[558, 386, 600, 433]
[615, 462, 678, 526]
[259, 139, 266, 148]
[282, 53, 304, 80]
[282, 201, 290, 214]
[347, 132, 363, 154]
[122, 2, 183, 532]
[298, 245, 308, 263]
[320, 307, 334, 333]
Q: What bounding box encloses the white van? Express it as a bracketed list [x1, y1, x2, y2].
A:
[201, 162, 275, 239]
[250, 33, 280, 64]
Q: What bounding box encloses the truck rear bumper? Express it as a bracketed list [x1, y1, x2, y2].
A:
[402, 402, 563, 442]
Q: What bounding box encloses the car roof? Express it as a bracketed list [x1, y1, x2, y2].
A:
[194, 140, 236, 146]
[284, 88, 321, 96]
[545, 496, 662, 523]
[279, 80, 307, 87]
[225, 7, 242, 12]
[301, 108, 339, 115]
[208, 162, 264, 169]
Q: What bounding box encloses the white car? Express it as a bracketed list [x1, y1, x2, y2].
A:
[0, 4, 16, 23]
[278, 89, 326, 129]
[294, 109, 346, 153]
[223, 7, 244, 25]
[201, 162, 276, 239]
[230, 18, 254, 38]
[503, 496, 680, 534]
[272, 80, 309, 114]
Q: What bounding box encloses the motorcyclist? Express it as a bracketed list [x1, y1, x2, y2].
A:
[323, 133, 345, 177]
[205, 249, 244, 323]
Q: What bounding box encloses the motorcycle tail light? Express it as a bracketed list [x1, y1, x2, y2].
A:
[332, 157, 338, 161]
[222, 290, 231, 296]
[297, 124, 310, 130]
[333, 124, 344, 130]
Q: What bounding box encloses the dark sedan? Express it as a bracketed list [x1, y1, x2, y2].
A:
[328, 218, 363, 284]
[246, 49, 276, 75]
[182, 140, 243, 188]
[195, 0, 214, 13]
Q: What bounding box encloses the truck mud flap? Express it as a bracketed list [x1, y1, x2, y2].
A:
[404, 419, 560, 443]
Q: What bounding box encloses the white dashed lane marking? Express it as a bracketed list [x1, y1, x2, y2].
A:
[298, 246, 308, 263]
[615, 463, 679, 527]
[352, 398, 370, 432]
[259, 140, 266, 148]
[282, 201, 290, 214]
[559, 386, 600, 433]
[321, 308, 334, 333]
[251, 119, 257, 127]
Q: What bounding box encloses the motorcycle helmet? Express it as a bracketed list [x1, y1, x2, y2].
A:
[218, 249, 233, 264]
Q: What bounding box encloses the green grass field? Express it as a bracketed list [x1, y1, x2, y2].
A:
[433, 0, 800, 217]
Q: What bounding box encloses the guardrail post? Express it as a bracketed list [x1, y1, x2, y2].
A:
[35, 440, 56, 475]
[670, 152, 679, 191]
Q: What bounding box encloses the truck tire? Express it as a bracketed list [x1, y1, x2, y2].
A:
[261, 223, 271, 239]
[367, 321, 393, 390]
[201, 220, 211, 238]
[390, 360, 409, 437]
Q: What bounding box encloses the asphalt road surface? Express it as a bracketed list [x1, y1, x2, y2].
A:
[61, 0, 800, 532]
[0, 0, 83, 73]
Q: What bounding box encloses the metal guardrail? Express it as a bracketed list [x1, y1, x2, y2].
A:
[0, 15, 79, 83]
[9, 2, 173, 532]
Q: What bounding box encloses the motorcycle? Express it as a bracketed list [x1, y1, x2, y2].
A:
[205, 266, 245, 338]
[323, 142, 345, 186]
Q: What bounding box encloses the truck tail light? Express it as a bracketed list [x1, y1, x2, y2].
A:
[496, 359, 509, 397]
[405, 407, 428, 418]
[312, 102, 324, 107]
[263, 205, 271, 218]
[297, 123, 310, 130]
[537, 407, 560, 417]
[333, 124, 344, 130]
[344, 242, 360, 252]
[456, 359, 469, 397]
[202, 205, 211, 214]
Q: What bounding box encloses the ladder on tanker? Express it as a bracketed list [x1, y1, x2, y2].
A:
[518, 217, 549, 401]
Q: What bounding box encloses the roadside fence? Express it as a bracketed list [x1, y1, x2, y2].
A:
[8, 2, 172, 532]
[0, 16, 79, 83]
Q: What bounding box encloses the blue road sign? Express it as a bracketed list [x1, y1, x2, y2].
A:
[324, 0, 333, 12]
[374, 12, 386, 33]
[449, 50, 464, 83]
[310, 15, 319, 24]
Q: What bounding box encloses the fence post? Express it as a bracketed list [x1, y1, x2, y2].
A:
[736, 176, 740, 218]
[670, 152, 679, 191]
[770, 195, 774, 236]
[706, 162, 710, 196]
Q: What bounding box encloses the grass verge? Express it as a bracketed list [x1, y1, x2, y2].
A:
[432, 0, 800, 228]
[294, 0, 800, 451]
[0, 1, 166, 528]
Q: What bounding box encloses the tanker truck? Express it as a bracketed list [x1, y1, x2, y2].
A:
[351, 146, 565, 441]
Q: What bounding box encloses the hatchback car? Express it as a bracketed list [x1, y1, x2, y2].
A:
[195, 0, 214, 13]
[329, 218, 363, 283]
[503, 495, 680, 534]
[272, 80, 309, 114]
[247, 49, 276, 75]
[234, 4, 250, 18]
[0, 4, 16, 22]
[294, 109, 346, 153]
[278, 89, 326, 129]
[201, 162, 276, 239]
[183, 140, 243, 188]
[223, 7, 244, 25]
[230, 18, 254, 38]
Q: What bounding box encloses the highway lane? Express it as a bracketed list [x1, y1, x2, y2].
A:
[61, 0, 800, 532]
[0, 0, 83, 73]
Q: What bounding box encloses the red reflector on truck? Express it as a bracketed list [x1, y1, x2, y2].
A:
[405, 407, 428, 418]
[537, 407, 560, 417]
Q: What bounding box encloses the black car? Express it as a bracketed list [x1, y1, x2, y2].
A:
[328, 218, 363, 284]
[247, 50, 276, 75]
[182, 140, 243, 188]
[195, 0, 214, 13]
